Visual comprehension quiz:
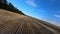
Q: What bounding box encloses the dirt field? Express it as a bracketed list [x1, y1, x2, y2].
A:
[0, 9, 60, 34]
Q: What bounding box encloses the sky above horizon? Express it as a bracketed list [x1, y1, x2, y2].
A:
[7, 0, 60, 26]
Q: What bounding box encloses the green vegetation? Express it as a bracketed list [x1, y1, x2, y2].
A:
[0, 0, 25, 15]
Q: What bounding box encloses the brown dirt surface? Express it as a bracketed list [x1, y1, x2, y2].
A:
[0, 9, 60, 34]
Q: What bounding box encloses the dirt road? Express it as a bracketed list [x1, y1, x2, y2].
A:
[0, 9, 60, 34]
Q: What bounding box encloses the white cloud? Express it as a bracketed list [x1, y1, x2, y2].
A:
[25, 0, 37, 7]
[54, 14, 60, 18]
[44, 18, 60, 26]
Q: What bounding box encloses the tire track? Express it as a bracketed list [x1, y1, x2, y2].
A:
[0, 9, 60, 34]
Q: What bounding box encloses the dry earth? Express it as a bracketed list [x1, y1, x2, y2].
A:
[0, 9, 60, 34]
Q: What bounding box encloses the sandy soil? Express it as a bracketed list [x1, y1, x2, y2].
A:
[0, 9, 60, 34]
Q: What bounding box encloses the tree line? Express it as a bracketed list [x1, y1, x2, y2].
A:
[0, 1, 25, 15]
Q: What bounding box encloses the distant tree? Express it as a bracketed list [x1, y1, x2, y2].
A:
[0, 0, 7, 4]
[0, 0, 25, 15]
[8, 3, 14, 11]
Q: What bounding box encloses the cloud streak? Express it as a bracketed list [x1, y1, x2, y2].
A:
[54, 14, 60, 18]
[25, 0, 37, 7]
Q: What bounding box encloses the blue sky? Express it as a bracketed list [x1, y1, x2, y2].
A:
[7, 0, 60, 26]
